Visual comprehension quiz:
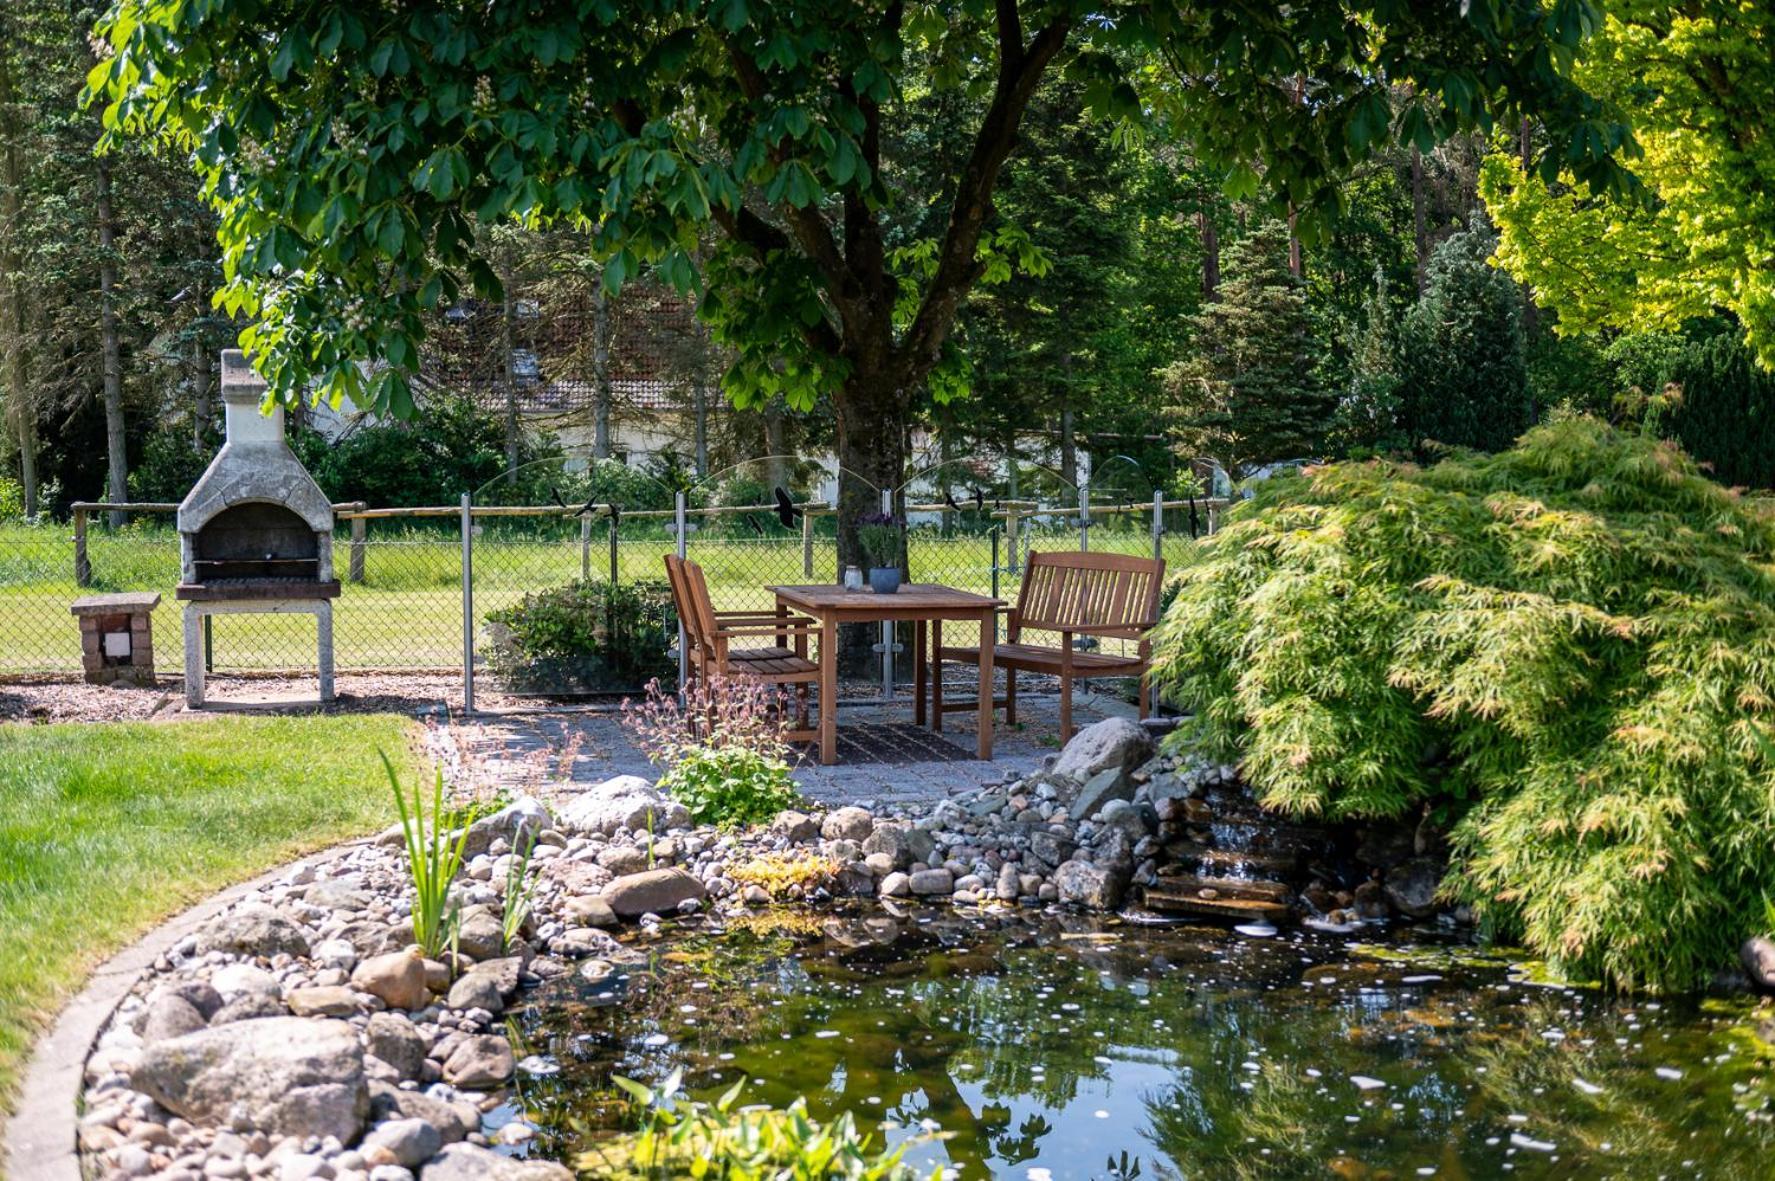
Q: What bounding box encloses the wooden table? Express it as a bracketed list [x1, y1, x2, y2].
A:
[769, 583, 1004, 765]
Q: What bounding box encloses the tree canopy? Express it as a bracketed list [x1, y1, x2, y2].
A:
[1481, 2, 1775, 366]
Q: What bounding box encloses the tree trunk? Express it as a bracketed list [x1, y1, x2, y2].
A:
[97, 157, 127, 528]
[1287, 206, 1303, 279]
[188, 332, 212, 453]
[1517, 117, 1539, 338]
[763, 400, 786, 491]
[1198, 211, 1220, 301]
[501, 265, 518, 483]
[1058, 402, 1076, 489]
[1411, 147, 1429, 295]
[692, 382, 708, 477]
[834, 370, 907, 673]
[591, 279, 612, 460]
[0, 40, 33, 517]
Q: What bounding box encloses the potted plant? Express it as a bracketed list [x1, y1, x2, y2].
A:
[856, 511, 904, 593]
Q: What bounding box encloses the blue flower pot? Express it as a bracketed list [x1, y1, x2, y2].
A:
[868, 567, 902, 594]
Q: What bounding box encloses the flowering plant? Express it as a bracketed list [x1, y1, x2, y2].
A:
[620, 677, 801, 828]
[856, 511, 903, 569]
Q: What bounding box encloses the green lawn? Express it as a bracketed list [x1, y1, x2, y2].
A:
[0, 713, 422, 1110]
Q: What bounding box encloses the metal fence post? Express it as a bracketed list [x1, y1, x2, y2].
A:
[1152, 490, 1165, 563]
[1078, 481, 1090, 551]
[73, 508, 90, 587]
[580, 514, 592, 581]
[801, 506, 814, 578]
[675, 491, 688, 692]
[607, 511, 619, 586]
[461, 493, 475, 714]
[1006, 506, 1020, 573]
[880, 487, 894, 700]
[990, 525, 1001, 642]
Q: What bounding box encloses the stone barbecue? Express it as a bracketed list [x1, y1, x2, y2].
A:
[176, 350, 337, 705]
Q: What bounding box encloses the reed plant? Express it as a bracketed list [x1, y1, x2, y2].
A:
[383, 751, 469, 959]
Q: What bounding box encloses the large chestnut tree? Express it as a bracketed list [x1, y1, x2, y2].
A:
[91, 0, 1634, 573]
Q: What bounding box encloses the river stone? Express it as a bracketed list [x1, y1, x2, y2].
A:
[908, 868, 954, 896]
[770, 810, 820, 842]
[1743, 937, 1775, 992]
[365, 1013, 427, 1080]
[446, 972, 503, 1014]
[453, 909, 505, 961]
[1383, 858, 1442, 918]
[821, 806, 875, 842]
[363, 1118, 443, 1169]
[861, 823, 936, 870]
[303, 880, 375, 912]
[561, 895, 617, 928]
[369, 1082, 471, 1143]
[285, 986, 358, 1018]
[351, 950, 430, 1011]
[1051, 717, 1154, 783]
[1074, 767, 1137, 821]
[595, 845, 650, 875]
[1028, 830, 1076, 868]
[600, 868, 706, 918]
[878, 872, 910, 898]
[195, 905, 311, 959]
[556, 776, 686, 837]
[442, 1035, 514, 1089]
[421, 1143, 573, 1181]
[130, 1017, 367, 1143]
[138, 993, 208, 1044]
[1053, 859, 1130, 910]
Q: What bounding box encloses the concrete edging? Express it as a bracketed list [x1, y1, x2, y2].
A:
[1, 840, 369, 1181]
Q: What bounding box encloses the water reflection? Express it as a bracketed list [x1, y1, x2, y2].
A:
[511, 909, 1775, 1179]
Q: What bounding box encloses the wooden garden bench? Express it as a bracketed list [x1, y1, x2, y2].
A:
[931, 550, 1166, 742]
[664, 554, 820, 741]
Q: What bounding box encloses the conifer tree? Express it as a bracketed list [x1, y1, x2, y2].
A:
[1160, 220, 1333, 475]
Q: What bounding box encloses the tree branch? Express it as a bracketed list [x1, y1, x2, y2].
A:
[901, 10, 1071, 374]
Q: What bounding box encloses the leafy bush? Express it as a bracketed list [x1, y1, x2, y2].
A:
[623, 676, 804, 828]
[0, 477, 24, 521]
[1151, 415, 1775, 991]
[583, 1070, 925, 1180]
[128, 425, 218, 504]
[483, 579, 675, 693]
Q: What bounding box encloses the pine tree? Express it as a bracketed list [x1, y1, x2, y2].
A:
[1396, 219, 1530, 453]
[1160, 220, 1333, 475]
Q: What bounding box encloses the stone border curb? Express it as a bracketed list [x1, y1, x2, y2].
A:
[2, 840, 369, 1181]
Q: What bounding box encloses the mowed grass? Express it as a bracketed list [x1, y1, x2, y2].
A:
[0, 519, 1183, 674]
[0, 713, 422, 1110]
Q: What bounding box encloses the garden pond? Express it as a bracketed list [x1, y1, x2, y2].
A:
[500, 907, 1775, 1179]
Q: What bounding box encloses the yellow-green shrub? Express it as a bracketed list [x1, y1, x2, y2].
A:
[1152, 414, 1775, 991]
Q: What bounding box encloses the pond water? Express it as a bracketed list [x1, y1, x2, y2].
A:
[506, 908, 1775, 1179]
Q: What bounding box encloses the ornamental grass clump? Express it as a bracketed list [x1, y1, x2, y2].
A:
[1151, 414, 1775, 991]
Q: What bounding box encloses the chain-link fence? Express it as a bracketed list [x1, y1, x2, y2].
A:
[0, 472, 1227, 704]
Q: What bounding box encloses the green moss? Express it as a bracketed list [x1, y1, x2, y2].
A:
[1153, 414, 1775, 991]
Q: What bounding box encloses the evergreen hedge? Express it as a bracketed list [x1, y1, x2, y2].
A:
[1152, 415, 1775, 991]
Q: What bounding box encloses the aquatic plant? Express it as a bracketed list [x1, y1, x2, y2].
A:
[730, 849, 842, 899]
[1151, 414, 1775, 991]
[382, 752, 468, 959]
[500, 830, 537, 954]
[583, 1070, 928, 1179]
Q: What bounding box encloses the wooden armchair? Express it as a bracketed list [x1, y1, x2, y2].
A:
[664, 554, 820, 741]
[932, 550, 1165, 742]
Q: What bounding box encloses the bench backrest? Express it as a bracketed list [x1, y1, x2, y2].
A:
[1013, 550, 1166, 637]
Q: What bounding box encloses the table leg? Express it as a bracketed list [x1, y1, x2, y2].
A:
[913, 619, 927, 727]
[819, 611, 838, 765]
[931, 618, 944, 732]
[976, 608, 994, 760]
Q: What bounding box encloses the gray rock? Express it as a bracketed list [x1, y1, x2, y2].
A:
[369, 1083, 471, 1143]
[453, 910, 506, 961]
[460, 956, 525, 999]
[129, 1017, 367, 1143]
[878, 872, 910, 898]
[861, 823, 936, 870]
[1051, 717, 1155, 783]
[1053, 859, 1130, 910]
[441, 1035, 514, 1089]
[908, 868, 954, 896]
[1742, 936, 1775, 993]
[821, 806, 875, 842]
[555, 776, 685, 837]
[362, 1118, 442, 1169]
[770, 810, 821, 842]
[284, 986, 358, 1018]
[600, 868, 707, 918]
[445, 972, 503, 1014]
[1074, 767, 1137, 821]
[303, 881, 375, 912]
[1028, 830, 1076, 868]
[365, 1013, 427, 1080]
[337, 920, 409, 959]
[1383, 858, 1442, 918]
[420, 1143, 573, 1181]
[139, 993, 208, 1044]
[595, 845, 650, 875]
[195, 905, 311, 959]
[1097, 798, 1150, 841]
[209, 993, 289, 1025]
[460, 796, 551, 859]
[160, 979, 225, 1020]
